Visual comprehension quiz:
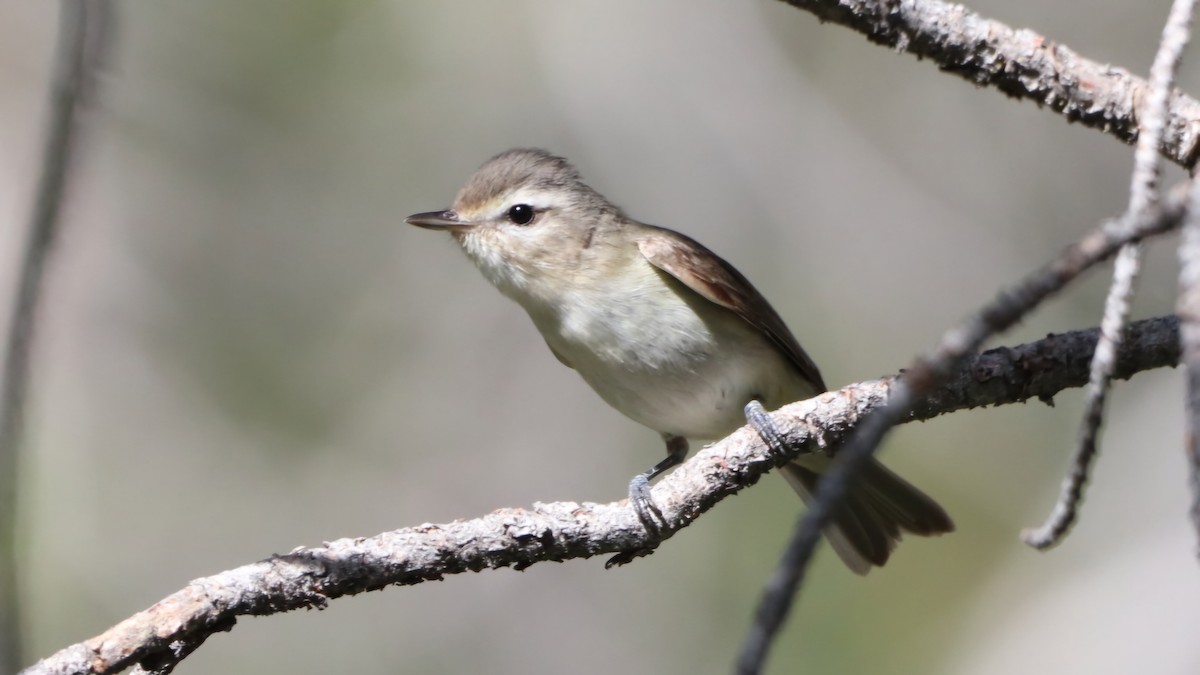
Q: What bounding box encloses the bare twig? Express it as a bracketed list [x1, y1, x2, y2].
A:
[1023, 0, 1195, 551]
[734, 180, 1190, 675]
[1, 2, 112, 672]
[1020, 242, 1141, 550]
[22, 316, 1181, 675]
[1181, 181, 1200, 559]
[775, 0, 1200, 169]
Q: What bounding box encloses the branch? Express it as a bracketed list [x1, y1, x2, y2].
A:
[1, 2, 112, 672]
[736, 176, 1189, 675]
[776, 0, 1200, 168]
[1181, 181, 1200, 558]
[1023, 0, 1195, 551]
[23, 316, 1180, 675]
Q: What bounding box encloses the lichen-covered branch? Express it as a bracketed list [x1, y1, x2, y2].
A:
[22, 315, 1180, 675]
[776, 0, 1200, 168]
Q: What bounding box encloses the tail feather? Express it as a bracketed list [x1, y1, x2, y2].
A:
[782, 458, 953, 575]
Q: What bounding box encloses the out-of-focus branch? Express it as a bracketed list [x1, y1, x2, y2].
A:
[22, 316, 1181, 675]
[735, 177, 1190, 675]
[1, 2, 112, 672]
[1179, 182, 1200, 559]
[775, 0, 1200, 169]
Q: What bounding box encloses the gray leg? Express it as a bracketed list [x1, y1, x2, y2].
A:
[744, 399, 788, 460]
[628, 435, 688, 534]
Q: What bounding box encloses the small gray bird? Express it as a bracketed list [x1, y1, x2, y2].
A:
[408, 148, 953, 573]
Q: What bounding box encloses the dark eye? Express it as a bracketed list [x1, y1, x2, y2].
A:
[507, 204, 535, 225]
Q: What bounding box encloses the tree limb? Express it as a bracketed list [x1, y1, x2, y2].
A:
[776, 0, 1200, 168]
[22, 315, 1180, 675]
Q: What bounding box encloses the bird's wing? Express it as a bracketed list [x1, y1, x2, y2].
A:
[636, 225, 826, 392]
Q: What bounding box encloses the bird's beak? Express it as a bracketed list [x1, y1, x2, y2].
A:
[406, 210, 472, 232]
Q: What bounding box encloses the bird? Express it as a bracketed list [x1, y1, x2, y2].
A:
[407, 148, 953, 573]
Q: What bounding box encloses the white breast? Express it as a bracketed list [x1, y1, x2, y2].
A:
[527, 258, 806, 439]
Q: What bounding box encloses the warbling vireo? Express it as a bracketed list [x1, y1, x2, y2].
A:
[407, 148, 953, 573]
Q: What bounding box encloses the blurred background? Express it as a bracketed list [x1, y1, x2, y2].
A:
[2, 1, 1198, 673]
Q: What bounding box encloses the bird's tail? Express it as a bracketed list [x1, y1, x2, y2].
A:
[781, 457, 954, 575]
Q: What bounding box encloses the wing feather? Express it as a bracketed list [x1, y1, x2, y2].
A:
[636, 226, 826, 391]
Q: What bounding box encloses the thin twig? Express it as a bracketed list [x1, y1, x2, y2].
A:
[1020, 241, 1141, 550]
[0, 2, 112, 672]
[22, 316, 1181, 675]
[775, 0, 1200, 168]
[1181, 181, 1200, 560]
[734, 181, 1191, 675]
[1022, 0, 1195, 551]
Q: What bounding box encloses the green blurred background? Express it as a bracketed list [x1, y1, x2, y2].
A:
[2, 1, 1198, 673]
